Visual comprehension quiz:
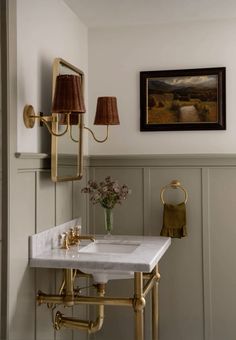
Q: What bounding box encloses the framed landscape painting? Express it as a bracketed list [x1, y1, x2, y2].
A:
[140, 67, 226, 131]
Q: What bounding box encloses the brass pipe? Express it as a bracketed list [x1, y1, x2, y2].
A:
[73, 269, 77, 280]
[58, 268, 77, 296]
[89, 283, 105, 333]
[55, 312, 104, 334]
[67, 295, 133, 307]
[38, 266, 162, 338]
[58, 279, 65, 295]
[54, 283, 105, 334]
[152, 281, 158, 340]
[134, 272, 145, 340]
[143, 267, 161, 281]
[152, 266, 160, 340]
[64, 269, 74, 307]
[143, 274, 158, 297]
[54, 311, 92, 331]
[37, 292, 64, 305]
[37, 292, 133, 307]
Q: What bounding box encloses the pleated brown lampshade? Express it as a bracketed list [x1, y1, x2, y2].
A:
[52, 74, 86, 114]
[94, 97, 120, 125]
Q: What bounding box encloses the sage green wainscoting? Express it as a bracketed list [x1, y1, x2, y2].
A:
[5, 154, 236, 340]
[8, 154, 89, 340]
[88, 155, 236, 340]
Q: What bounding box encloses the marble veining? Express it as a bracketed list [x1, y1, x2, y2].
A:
[30, 222, 171, 275]
[29, 218, 81, 258]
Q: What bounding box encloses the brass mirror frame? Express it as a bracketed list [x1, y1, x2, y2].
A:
[51, 58, 85, 182]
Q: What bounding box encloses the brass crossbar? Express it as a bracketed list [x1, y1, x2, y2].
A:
[37, 266, 160, 340]
[38, 293, 133, 307]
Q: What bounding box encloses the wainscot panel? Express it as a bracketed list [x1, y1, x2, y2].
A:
[88, 154, 236, 340]
[9, 171, 36, 340]
[89, 167, 144, 236]
[209, 168, 236, 340]
[9, 154, 236, 340]
[11, 155, 89, 340]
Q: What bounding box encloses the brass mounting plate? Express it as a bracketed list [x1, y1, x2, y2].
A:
[23, 105, 36, 128]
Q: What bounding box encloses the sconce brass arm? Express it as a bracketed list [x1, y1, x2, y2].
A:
[40, 116, 69, 137]
[69, 125, 80, 143]
[84, 125, 109, 143]
[23, 105, 69, 137]
[69, 125, 109, 143]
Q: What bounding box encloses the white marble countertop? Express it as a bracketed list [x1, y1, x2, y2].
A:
[30, 234, 171, 273]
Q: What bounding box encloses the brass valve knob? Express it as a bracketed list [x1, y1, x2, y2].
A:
[61, 232, 69, 249]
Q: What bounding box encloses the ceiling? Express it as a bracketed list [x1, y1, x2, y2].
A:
[64, 0, 236, 27]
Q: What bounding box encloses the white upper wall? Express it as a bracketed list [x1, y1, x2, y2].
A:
[65, 0, 236, 28]
[16, 0, 236, 155]
[17, 0, 88, 154]
[88, 19, 236, 155]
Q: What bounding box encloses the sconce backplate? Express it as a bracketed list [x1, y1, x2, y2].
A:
[23, 105, 35, 128]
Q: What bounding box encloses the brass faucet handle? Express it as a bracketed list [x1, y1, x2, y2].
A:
[68, 227, 76, 245]
[61, 232, 69, 249]
[73, 226, 81, 245]
[74, 226, 81, 236]
[65, 226, 94, 246]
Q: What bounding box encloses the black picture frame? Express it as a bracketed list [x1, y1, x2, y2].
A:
[140, 67, 226, 131]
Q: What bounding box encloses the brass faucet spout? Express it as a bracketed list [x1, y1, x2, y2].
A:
[60, 227, 95, 248]
[78, 235, 95, 242]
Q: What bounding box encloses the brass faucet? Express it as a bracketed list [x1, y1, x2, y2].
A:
[60, 232, 70, 250]
[60, 226, 95, 249]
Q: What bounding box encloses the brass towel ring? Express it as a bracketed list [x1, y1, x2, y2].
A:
[160, 180, 188, 205]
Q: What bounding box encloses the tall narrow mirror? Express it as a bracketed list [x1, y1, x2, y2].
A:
[51, 58, 85, 182]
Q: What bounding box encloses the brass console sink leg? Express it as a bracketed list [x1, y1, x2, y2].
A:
[152, 265, 160, 340]
[38, 268, 161, 339]
[63, 269, 74, 306]
[134, 272, 145, 340]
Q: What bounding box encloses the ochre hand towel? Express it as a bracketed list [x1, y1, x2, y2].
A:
[160, 202, 187, 238]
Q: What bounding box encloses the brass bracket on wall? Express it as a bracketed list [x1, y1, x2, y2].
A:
[23, 105, 57, 128]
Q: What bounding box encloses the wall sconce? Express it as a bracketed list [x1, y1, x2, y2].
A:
[23, 74, 86, 136]
[23, 64, 120, 182]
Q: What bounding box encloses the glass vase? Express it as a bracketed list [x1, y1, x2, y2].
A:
[104, 208, 113, 235]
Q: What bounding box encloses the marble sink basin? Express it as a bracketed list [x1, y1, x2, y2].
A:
[78, 240, 141, 282]
[29, 218, 171, 284]
[79, 240, 140, 255]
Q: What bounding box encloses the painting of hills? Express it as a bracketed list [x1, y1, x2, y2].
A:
[147, 75, 218, 124]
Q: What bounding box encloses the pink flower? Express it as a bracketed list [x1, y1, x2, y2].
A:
[81, 177, 130, 209]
